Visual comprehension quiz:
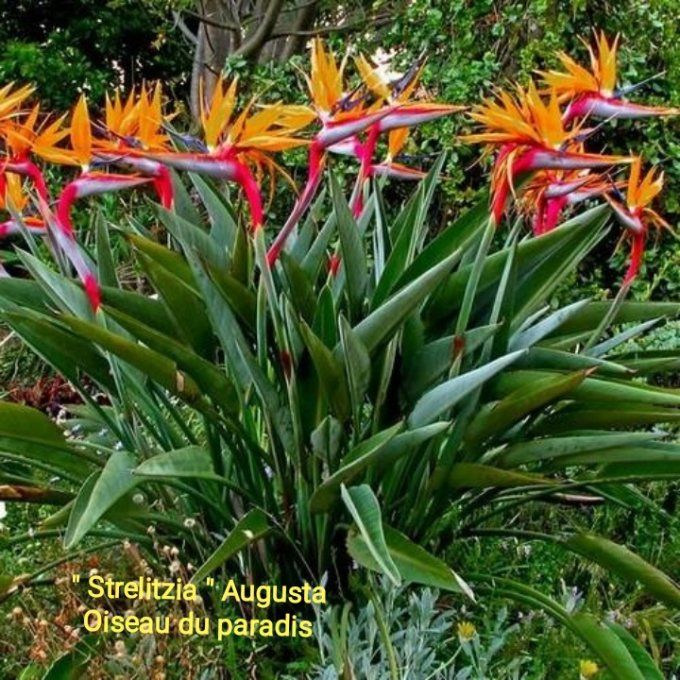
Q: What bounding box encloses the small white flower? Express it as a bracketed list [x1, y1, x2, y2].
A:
[183, 518, 196, 529]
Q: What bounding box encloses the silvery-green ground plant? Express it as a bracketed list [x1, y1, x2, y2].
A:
[312, 577, 528, 679]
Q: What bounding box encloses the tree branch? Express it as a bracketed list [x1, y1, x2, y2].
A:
[172, 11, 199, 46]
[280, 0, 319, 61]
[234, 0, 285, 59]
[270, 12, 391, 39]
[185, 8, 241, 33]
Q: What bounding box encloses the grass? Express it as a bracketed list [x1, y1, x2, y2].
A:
[1, 479, 678, 677]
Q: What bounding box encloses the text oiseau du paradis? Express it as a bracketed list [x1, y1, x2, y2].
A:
[79, 574, 326, 640]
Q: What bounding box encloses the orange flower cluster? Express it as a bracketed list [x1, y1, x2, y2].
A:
[0, 40, 461, 306]
[0, 33, 674, 308]
[465, 31, 676, 285]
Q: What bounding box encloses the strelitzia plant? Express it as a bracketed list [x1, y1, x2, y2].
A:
[350, 51, 464, 214]
[0, 33, 678, 679]
[463, 81, 632, 225]
[41, 95, 159, 309]
[0, 174, 47, 274]
[92, 84, 175, 209]
[145, 75, 311, 234]
[268, 40, 465, 263]
[540, 31, 679, 121]
[607, 157, 671, 285]
[519, 169, 619, 235]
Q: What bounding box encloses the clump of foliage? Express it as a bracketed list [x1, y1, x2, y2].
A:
[314, 578, 527, 679]
[0, 0, 189, 109]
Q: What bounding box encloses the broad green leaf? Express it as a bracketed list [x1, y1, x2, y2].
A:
[170, 169, 202, 224]
[509, 300, 590, 350]
[281, 251, 318, 324]
[299, 320, 350, 420]
[570, 613, 645, 680]
[511, 213, 607, 326]
[465, 370, 587, 448]
[341, 484, 400, 585]
[493, 370, 680, 407]
[607, 623, 664, 680]
[348, 524, 472, 597]
[600, 460, 680, 480]
[191, 509, 270, 583]
[585, 318, 660, 358]
[553, 301, 680, 336]
[134, 446, 222, 481]
[516, 347, 631, 376]
[353, 249, 461, 354]
[310, 423, 403, 512]
[290, 188, 327, 262]
[0, 309, 115, 392]
[65, 451, 138, 548]
[446, 463, 551, 489]
[0, 278, 51, 313]
[95, 211, 117, 287]
[372, 155, 446, 306]
[533, 403, 680, 435]
[404, 324, 499, 400]
[409, 350, 525, 427]
[17, 251, 94, 319]
[618, 353, 680, 374]
[157, 205, 224, 270]
[425, 206, 605, 327]
[312, 285, 337, 347]
[338, 316, 371, 417]
[564, 533, 680, 608]
[497, 432, 660, 467]
[205, 261, 257, 331]
[331, 175, 367, 315]
[396, 193, 489, 290]
[172, 237, 275, 443]
[105, 307, 237, 413]
[0, 402, 85, 477]
[301, 210, 337, 280]
[59, 315, 206, 408]
[101, 285, 178, 337]
[190, 173, 238, 253]
[560, 441, 680, 465]
[137, 253, 214, 356]
[310, 416, 343, 462]
[128, 233, 195, 286]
